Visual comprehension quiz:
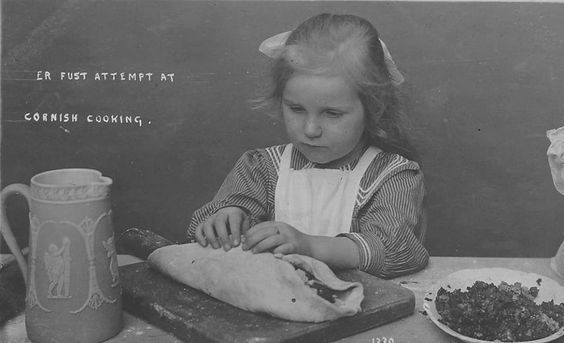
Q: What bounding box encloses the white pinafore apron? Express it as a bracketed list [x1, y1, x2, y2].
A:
[275, 144, 381, 236]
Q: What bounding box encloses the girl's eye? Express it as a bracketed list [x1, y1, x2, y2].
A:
[325, 110, 344, 118]
[289, 106, 305, 114]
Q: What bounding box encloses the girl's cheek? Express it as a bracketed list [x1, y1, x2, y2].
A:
[284, 116, 302, 135]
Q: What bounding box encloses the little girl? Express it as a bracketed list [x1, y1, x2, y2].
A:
[187, 13, 429, 278]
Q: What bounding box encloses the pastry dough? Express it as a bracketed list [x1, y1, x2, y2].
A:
[147, 243, 364, 322]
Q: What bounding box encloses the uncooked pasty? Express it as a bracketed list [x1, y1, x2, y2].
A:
[147, 243, 364, 322]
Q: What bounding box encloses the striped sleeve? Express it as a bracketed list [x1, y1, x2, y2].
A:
[186, 148, 278, 241]
[339, 158, 429, 278]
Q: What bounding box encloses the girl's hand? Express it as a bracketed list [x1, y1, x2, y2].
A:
[242, 221, 312, 256]
[195, 206, 250, 250]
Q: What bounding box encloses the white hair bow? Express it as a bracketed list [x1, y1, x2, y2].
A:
[258, 30, 405, 86]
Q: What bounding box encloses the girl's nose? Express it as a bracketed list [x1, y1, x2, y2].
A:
[304, 115, 322, 138]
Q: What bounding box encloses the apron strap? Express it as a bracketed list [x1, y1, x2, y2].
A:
[348, 146, 381, 193]
[278, 143, 293, 172]
[354, 147, 381, 173]
[335, 146, 381, 231]
[274, 144, 293, 223]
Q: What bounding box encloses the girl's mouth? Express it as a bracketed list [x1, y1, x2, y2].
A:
[301, 142, 324, 149]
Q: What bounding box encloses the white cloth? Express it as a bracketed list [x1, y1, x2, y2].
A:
[547, 126, 564, 196]
[275, 144, 380, 236]
[551, 242, 564, 279]
[547, 126, 564, 279]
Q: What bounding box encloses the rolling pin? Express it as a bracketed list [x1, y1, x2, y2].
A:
[0, 256, 26, 326]
[116, 227, 174, 260]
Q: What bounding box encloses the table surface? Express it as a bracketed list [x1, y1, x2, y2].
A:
[2, 255, 563, 343]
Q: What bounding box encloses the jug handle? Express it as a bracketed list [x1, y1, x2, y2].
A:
[1, 183, 31, 287]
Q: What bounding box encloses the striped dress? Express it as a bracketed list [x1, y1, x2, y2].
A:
[187, 144, 429, 278]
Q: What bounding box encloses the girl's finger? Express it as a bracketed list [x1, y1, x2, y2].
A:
[194, 223, 208, 247]
[273, 243, 295, 255]
[213, 213, 232, 250]
[241, 214, 251, 235]
[244, 221, 279, 239]
[251, 231, 283, 254]
[243, 223, 278, 251]
[228, 213, 243, 246]
[243, 221, 265, 238]
[202, 220, 220, 249]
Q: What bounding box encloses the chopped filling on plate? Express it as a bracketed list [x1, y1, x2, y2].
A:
[435, 281, 564, 342]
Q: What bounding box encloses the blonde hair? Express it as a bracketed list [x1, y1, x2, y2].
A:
[259, 13, 417, 161]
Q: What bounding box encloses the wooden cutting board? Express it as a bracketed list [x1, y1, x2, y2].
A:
[119, 262, 415, 343]
[116, 228, 415, 343]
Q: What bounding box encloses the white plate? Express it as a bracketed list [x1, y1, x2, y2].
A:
[423, 268, 564, 343]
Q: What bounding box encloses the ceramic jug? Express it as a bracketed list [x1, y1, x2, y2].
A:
[0, 168, 123, 343]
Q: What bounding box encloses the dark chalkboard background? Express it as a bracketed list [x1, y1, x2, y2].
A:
[2, 1, 564, 258]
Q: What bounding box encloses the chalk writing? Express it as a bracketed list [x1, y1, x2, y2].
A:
[36, 71, 51, 80]
[60, 72, 88, 81]
[36, 71, 175, 82]
[87, 114, 144, 126]
[24, 112, 146, 126]
[94, 72, 152, 81]
[25, 112, 78, 122]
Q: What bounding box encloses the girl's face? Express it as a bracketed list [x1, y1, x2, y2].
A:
[281, 73, 366, 166]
